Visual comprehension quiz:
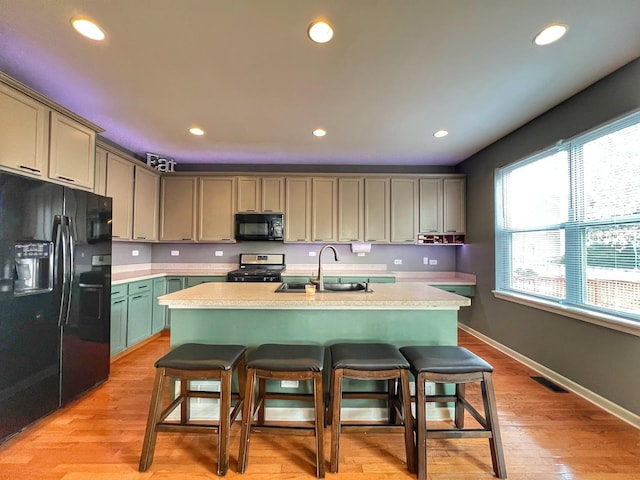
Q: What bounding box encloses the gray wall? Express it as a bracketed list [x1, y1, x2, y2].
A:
[456, 57, 640, 416]
[112, 241, 457, 272]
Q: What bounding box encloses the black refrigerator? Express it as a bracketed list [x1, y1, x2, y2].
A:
[0, 171, 112, 443]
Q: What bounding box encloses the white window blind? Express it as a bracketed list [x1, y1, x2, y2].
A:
[495, 110, 640, 321]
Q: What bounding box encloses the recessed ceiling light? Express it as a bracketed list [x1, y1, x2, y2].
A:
[433, 130, 449, 138]
[71, 17, 105, 41]
[534, 24, 568, 46]
[313, 128, 327, 137]
[189, 127, 205, 136]
[308, 21, 334, 44]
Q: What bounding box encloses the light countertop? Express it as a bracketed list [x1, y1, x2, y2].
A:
[112, 264, 475, 286]
[158, 281, 471, 310]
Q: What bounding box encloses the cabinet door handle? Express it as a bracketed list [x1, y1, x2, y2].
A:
[56, 175, 76, 183]
[136, 236, 146, 240]
[113, 299, 126, 304]
[20, 165, 41, 173]
[181, 238, 192, 241]
[132, 295, 143, 300]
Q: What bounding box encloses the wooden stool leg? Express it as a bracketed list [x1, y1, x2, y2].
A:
[400, 370, 416, 474]
[329, 368, 343, 473]
[388, 378, 397, 423]
[139, 368, 166, 472]
[313, 371, 326, 478]
[180, 376, 189, 424]
[257, 377, 266, 424]
[238, 368, 256, 473]
[455, 383, 466, 428]
[217, 369, 232, 476]
[482, 372, 507, 479]
[415, 373, 427, 480]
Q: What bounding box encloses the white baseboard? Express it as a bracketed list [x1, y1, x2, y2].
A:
[458, 323, 640, 430]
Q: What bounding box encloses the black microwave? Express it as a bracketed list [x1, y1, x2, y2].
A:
[235, 213, 284, 241]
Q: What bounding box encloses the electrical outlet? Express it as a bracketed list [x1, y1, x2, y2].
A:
[357, 252, 365, 257]
[171, 250, 180, 256]
[309, 251, 317, 257]
[423, 257, 429, 264]
[281, 380, 299, 388]
[215, 250, 223, 257]
[429, 259, 438, 265]
[132, 250, 139, 257]
[394, 259, 402, 265]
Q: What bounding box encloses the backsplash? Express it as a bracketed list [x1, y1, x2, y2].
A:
[112, 241, 458, 272]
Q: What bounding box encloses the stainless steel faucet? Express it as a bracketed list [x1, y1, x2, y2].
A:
[315, 244, 339, 291]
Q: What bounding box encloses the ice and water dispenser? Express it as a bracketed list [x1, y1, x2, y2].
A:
[13, 241, 54, 296]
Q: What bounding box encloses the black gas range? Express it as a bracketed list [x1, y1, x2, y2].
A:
[226, 253, 285, 282]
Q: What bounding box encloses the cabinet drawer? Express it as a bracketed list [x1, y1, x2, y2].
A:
[127, 279, 152, 295]
[432, 285, 475, 297]
[111, 284, 127, 298]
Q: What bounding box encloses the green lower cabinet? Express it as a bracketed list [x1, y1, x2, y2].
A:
[126, 280, 153, 347]
[152, 277, 167, 334]
[432, 284, 475, 297]
[165, 277, 186, 329]
[185, 275, 226, 287]
[110, 286, 128, 356]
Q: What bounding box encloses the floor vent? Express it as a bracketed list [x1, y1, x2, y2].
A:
[531, 376, 569, 393]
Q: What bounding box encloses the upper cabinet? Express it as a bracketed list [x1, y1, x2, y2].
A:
[0, 76, 99, 191]
[285, 177, 311, 242]
[390, 178, 418, 243]
[443, 177, 466, 234]
[419, 176, 465, 234]
[106, 152, 134, 240]
[0, 83, 48, 178]
[94, 146, 107, 196]
[364, 178, 390, 243]
[198, 176, 235, 242]
[133, 166, 160, 241]
[311, 177, 337, 242]
[160, 176, 198, 241]
[237, 176, 285, 213]
[262, 177, 285, 213]
[338, 177, 364, 242]
[48, 111, 95, 190]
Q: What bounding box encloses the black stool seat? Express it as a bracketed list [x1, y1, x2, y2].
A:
[239, 344, 325, 478]
[328, 342, 415, 474]
[139, 343, 247, 477]
[399, 345, 507, 480]
[400, 345, 493, 374]
[330, 342, 410, 370]
[247, 343, 324, 371]
[156, 343, 246, 370]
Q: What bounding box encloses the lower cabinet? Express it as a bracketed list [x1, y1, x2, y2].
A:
[152, 277, 167, 334]
[110, 285, 128, 356]
[126, 280, 153, 347]
[165, 276, 186, 329]
[185, 276, 226, 287]
[432, 284, 475, 297]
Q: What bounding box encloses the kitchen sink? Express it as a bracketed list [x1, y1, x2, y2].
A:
[274, 282, 371, 293]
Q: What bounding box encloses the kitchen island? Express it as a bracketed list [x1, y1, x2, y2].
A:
[159, 281, 470, 420]
[159, 281, 470, 349]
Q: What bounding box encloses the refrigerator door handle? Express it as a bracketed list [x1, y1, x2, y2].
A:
[64, 217, 75, 326]
[54, 216, 69, 328]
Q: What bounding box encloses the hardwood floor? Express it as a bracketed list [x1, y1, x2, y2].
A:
[1, 330, 638, 479]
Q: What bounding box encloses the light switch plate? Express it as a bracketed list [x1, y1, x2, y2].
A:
[423, 257, 429, 264]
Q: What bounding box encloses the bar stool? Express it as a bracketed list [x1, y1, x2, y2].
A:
[328, 342, 415, 474]
[139, 343, 247, 476]
[399, 345, 507, 480]
[238, 343, 325, 478]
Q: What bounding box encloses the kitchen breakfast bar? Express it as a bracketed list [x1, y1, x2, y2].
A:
[158, 281, 471, 421]
[159, 281, 471, 350]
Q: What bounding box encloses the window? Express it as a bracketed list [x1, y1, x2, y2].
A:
[495, 110, 640, 323]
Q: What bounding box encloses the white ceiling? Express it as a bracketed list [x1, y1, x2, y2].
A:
[1, 1, 639, 167]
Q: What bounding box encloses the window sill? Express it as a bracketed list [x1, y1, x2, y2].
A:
[492, 290, 640, 337]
